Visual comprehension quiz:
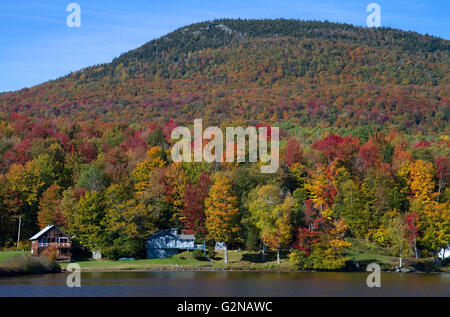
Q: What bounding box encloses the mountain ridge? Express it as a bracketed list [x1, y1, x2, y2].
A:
[0, 19, 448, 134]
[61, 19, 450, 82]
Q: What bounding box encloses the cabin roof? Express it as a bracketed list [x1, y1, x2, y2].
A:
[147, 229, 195, 241]
[179, 234, 195, 240]
[29, 225, 70, 240]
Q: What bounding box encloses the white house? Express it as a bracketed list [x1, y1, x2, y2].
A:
[438, 245, 450, 259]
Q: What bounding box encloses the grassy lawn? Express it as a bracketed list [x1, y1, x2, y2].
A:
[342, 238, 448, 271]
[211, 250, 291, 270]
[59, 241, 410, 272]
[345, 238, 400, 270]
[346, 250, 399, 269]
[61, 251, 211, 270]
[0, 251, 30, 263]
[4, 247, 447, 272]
[61, 250, 292, 271]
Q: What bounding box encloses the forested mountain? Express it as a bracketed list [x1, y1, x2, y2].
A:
[0, 19, 448, 133]
[0, 20, 448, 268]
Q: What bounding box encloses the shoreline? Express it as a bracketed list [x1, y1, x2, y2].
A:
[1, 251, 447, 276]
[61, 266, 448, 274]
[1, 265, 447, 277]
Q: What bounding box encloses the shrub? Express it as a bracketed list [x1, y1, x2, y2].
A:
[443, 258, 450, 267]
[101, 237, 141, 260]
[307, 245, 349, 270]
[0, 255, 60, 276]
[207, 249, 216, 259]
[289, 243, 350, 270]
[192, 249, 204, 259]
[289, 250, 308, 269]
[409, 259, 441, 272]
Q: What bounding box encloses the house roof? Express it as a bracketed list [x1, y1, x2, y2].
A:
[29, 225, 69, 240]
[147, 229, 195, 241]
[179, 234, 195, 240]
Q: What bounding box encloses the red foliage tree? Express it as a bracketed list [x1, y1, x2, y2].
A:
[303, 199, 326, 231]
[292, 227, 320, 255]
[79, 141, 98, 162]
[162, 120, 178, 142]
[359, 138, 381, 170]
[336, 136, 361, 164]
[121, 129, 147, 153]
[284, 137, 303, 167]
[10, 112, 31, 136]
[414, 140, 431, 148]
[405, 211, 419, 258]
[435, 156, 450, 200]
[312, 135, 343, 163]
[181, 172, 210, 235]
[7, 138, 32, 165]
[37, 184, 66, 229]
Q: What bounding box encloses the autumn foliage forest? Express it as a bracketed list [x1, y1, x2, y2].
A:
[0, 20, 448, 268]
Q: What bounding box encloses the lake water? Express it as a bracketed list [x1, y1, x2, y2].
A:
[0, 271, 449, 297]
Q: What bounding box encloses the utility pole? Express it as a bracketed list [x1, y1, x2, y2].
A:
[17, 216, 21, 250]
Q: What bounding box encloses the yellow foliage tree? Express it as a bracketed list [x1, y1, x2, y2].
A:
[7, 162, 44, 206]
[205, 175, 240, 264]
[409, 160, 436, 201]
[132, 146, 166, 194]
[163, 163, 187, 227]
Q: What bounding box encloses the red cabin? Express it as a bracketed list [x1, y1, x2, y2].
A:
[29, 225, 72, 261]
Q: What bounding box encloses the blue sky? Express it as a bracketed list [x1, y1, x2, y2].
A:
[0, 0, 448, 92]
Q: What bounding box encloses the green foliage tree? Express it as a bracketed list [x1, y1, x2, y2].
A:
[76, 164, 108, 192]
[248, 184, 295, 264]
[72, 190, 106, 252]
[101, 184, 156, 258]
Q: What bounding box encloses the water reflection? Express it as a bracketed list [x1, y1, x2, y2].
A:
[0, 271, 448, 297]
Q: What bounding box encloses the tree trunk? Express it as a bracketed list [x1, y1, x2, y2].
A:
[277, 248, 280, 264]
[414, 237, 418, 259]
[261, 241, 266, 261]
[399, 253, 402, 268]
[437, 180, 443, 201]
[17, 216, 21, 250]
[433, 251, 442, 266]
[224, 244, 228, 264]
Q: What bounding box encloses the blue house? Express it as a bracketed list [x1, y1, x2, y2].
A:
[146, 228, 205, 259]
